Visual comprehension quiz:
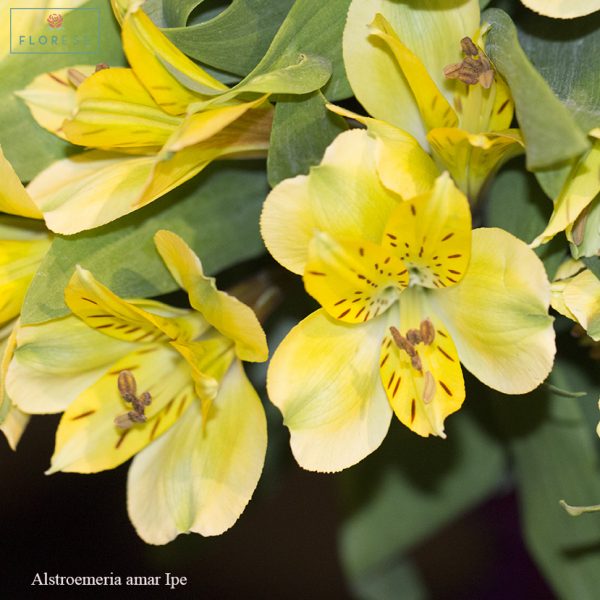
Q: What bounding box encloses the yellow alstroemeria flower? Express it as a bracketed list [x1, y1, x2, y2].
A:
[261, 130, 555, 472]
[551, 259, 600, 341]
[337, 0, 523, 200]
[16, 3, 273, 234]
[6, 231, 269, 544]
[531, 130, 600, 251]
[0, 148, 52, 450]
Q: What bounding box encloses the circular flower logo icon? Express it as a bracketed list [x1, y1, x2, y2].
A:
[47, 13, 63, 28]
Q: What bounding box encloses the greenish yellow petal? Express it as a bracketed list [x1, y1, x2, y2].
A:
[344, 0, 479, 145]
[487, 76, 515, 133]
[309, 130, 400, 243]
[520, 0, 600, 19]
[558, 268, 600, 341]
[380, 299, 464, 437]
[154, 231, 268, 362]
[62, 67, 181, 149]
[304, 232, 408, 324]
[0, 405, 29, 450]
[382, 173, 471, 289]
[0, 237, 51, 324]
[427, 128, 524, 199]
[369, 14, 458, 132]
[122, 6, 227, 116]
[531, 140, 600, 248]
[267, 309, 392, 472]
[327, 105, 439, 198]
[432, 228, 555, 394]
[8, 315, 136, 413]
[260, 174, 315, 275]
[65, 266, 184, 343]
[16, 66, 95, 139]
[48, 345, 194, 473]
[0, 148, 43, 219]
[127, 359, 266, 543]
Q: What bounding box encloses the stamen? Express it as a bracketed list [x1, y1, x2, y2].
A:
[114, 370, 152, 430]
[423, 371, 436, 404]
[443, 37, 494, 89]
[420, 319, 435, 345]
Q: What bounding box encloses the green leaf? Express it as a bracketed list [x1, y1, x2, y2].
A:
[479, 0, 493, 9]
[486, 158, 566, 279]
[351, 559, 427, 600]
[338, 411, 505, 590]
[516, 10, 600, 135]
[164, 0, 294, 76]
[0, 0, 126, 181]
[21, 161, 268, 324]
[483, 9, 589, 170]
[582, 256, 600, 280]
[493, 356, 600, 600]
[162, 0, 204, 27]
[267, 91, 348, 187]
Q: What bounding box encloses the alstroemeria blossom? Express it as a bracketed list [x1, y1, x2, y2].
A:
[6, 231, 268, 543]
[261, 130, 555, 472]
[339, 0, 523, 200]
[17, 4, 272, 234]
[0, 148, 51, 450]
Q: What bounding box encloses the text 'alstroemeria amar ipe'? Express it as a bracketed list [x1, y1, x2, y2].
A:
[336, 0, 522, 201]
[261, 130, 555, 472]
[6, 231, 269, 544]
[17, 3, 272, 234]
[0, 148, 51, 450]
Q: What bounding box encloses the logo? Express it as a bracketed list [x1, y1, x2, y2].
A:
[10, 7, 100, 55]
[46, 13, 63, 29]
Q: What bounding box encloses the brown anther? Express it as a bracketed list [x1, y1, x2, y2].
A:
[115, 370, 152, 430]
[390, 326, 416, 356]
[406, 329, 422, 345]
[443, 36, 494, 89]
[95, 63, 110, 72]
[410, 354, 423, 372]
[420, 319, 436, 345]
[422, 371, 436, 404]
[571, 206, 589, 246]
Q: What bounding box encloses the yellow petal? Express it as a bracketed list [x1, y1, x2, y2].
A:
[260, 174, 315, 275]
[0, 237, 51, 324]
[309, 129, 400, 243]
[427, 128, 524, 199]
[167, 97, 270, 152]
[369, 14, 458, 132]
[16, 66, 95, 139]
[0, 405, 29, 450]
[0, 147, 43, 219]
[327, 105, 439, 198]
[531, 140, 600, 248]
[487, 76, 515, 133]
[65, 266, 184, 343]
[48, 345, 195, 473]
[62, 68, 181, 149]
[267, 309, 392, 472]
[562, 269, 600, 341]
[154, 231, 268, 362]
[432, 228, 555, 394]
[343, 0, 479, 145]
[127, 359, 266, 543]
[122, 7, 227, 116]
[382, 173, 472, 289]
[380, 298, 464, 438]
[520, 0, 600, 19]
[8, 315, 136, 413]
[304, 232, 408, 324]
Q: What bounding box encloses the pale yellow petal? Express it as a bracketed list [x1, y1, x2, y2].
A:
[127, 359, 266, 543]
[154, 231, 268, 362]
[0, 147, 43, 219]
[267, 309, 392, 472]
[562, 269, 600, 341]
[432, 228, 555, 394]
[520, 0, 600, 19]
[260, 174, 315, 275]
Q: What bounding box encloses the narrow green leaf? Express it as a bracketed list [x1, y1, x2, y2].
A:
[493, 356, 600, 600]
[582, 256, 600, 280]
[486, 158, 566, 279]
[0, 0, 125, 181]
[164, 0, 294, 76]
[21, 162, 268, 324]
[543, 383, 587, 399]
[338, 411, 505, 586]
[483, 9, 589, 170]
[267, 91, 348, 187]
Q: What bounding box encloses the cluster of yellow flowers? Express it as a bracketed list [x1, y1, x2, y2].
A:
[0, 0, 598, 544]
